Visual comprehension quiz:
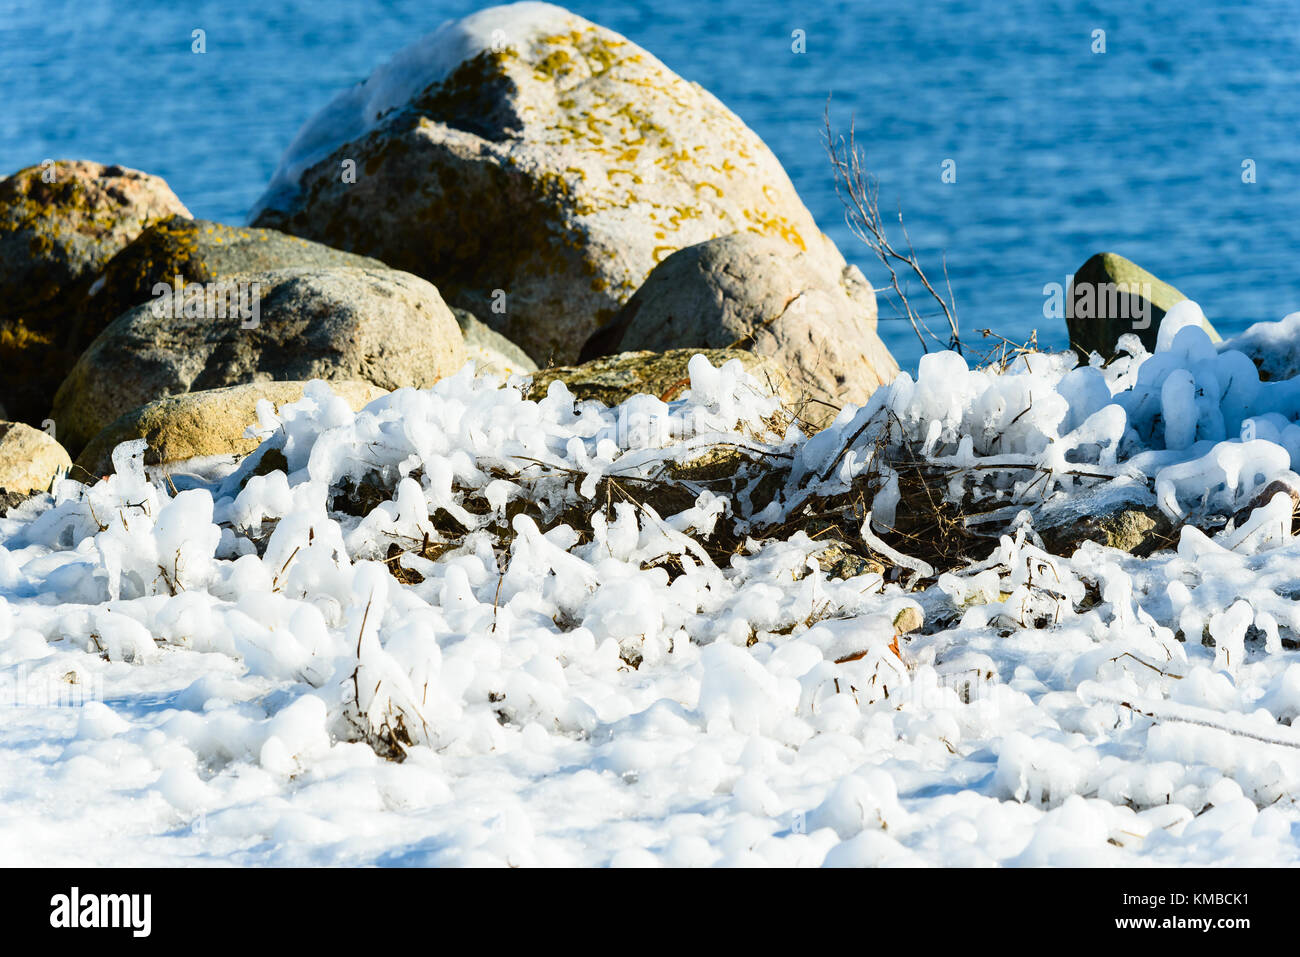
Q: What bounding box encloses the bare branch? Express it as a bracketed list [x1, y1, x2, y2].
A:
[823, 102, 961, 353]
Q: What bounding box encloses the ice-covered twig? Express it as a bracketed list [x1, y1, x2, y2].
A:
[861, 510, 934, 587]
[1081, 684, 1300, 751]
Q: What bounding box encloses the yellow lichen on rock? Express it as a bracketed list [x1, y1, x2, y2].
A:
[250, 5, 849, 366]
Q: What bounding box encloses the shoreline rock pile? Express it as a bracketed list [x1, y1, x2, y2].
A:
[0, 2, 897, 510]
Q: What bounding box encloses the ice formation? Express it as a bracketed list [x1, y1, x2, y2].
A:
[5, 303, 1300, 865]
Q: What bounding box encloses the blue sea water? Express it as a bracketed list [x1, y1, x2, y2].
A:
[4, 0, 1299, 369]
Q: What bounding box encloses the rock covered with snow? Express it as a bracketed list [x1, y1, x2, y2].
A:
[51, 265, 466, 455]
[249, 2, 853, 364]
[74, 380, 389, 480]
[1223, 310, 1300, 382]
[1039, 498, 1173, 556]
[581, 232, 895, 428]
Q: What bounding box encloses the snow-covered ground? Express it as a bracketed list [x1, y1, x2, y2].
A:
[5, 301, 1300, 867]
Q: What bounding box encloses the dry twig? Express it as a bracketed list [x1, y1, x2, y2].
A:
[824, 102, 961, 354]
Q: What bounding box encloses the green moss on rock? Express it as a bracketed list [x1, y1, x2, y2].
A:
[1067, 252, 1218, 359]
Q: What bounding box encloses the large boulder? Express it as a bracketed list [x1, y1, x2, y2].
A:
[525, 348, 792, 408]
[0, 161, 190, 423]
[581, 233, 895, 427]
[78, 216, 388, 347]
[0, 421, 72, 498]
[453, 307, 538, 377]
[250, 2, 847, 363]
[75, 380, 388, 479]
[1068, 252, 1219, 359]
[51, 266, 466, 455]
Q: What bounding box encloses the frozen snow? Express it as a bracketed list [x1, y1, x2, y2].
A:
[5, 305, 1300, 866]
